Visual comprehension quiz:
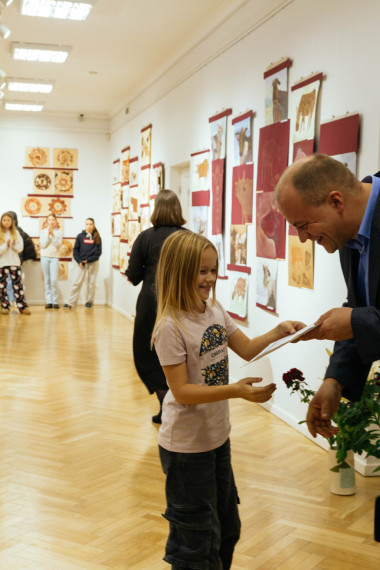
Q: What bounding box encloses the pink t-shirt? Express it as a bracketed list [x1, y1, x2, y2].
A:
[154, 300, 238, 453]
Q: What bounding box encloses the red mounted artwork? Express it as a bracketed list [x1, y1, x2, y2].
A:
[264, 57, 291, 126]
[211, 158, 225, 235]
[231, 163, 254, 225]
[257, 120, 290, 192]
[292, 140, 314, 163]
[256, 191, 286, 260]
[319, 113, 360, 174]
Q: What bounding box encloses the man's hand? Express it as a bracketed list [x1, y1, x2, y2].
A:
[306, 378, 342, 438]
[299, 307, 353, 341]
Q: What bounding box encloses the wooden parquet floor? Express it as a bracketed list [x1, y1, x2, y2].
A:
[0, 305, 379, 569]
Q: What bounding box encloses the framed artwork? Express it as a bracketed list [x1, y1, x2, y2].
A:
[256, 258, 278, 313]
[33, 170, 53, 193]
[210, 115, 227, 160]
[231, 163, 254, 225]
[288, 229, 314, 289]
[112, 183, 122, 213]
[112, 158, 120, 184]
[140, 205, 150, 231]
[211, 158, 225, 235]
[291, 73, 322, 144]
[129, 186, 139, 219]
[21, 196, 71, 217]
[127, 220, 140, 254]
[256, 191, 286, 260]
[121, 146, 130, 184]
[25, 147, 50, 168]
[191, 206, 208, 236]
[151, 162, 164, 195]
[112, 212, 121, 237]
[120, 208, 129, 240]
[140, 165, 150, 205]
[257, 120, 290, 192]
[129, 157, 138, 186]
[59, 238, 75, 260]
[53, 148, 78, 169]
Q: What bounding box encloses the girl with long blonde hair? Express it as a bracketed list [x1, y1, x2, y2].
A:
[153, 230, 305, 569]
[0, 212, 31, 315]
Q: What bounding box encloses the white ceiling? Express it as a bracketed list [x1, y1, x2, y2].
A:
[0, 0, 253, 120]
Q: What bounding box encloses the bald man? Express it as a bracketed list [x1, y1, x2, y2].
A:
[275, 154, 380, 438]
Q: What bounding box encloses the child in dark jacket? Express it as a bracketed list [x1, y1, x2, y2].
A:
[64, 218, 102, 309]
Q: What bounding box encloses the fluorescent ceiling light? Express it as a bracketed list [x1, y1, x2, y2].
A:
[0, 1, 15, 7]
[4, 100, 44, 112]
[21, 1, 96, 20]
[11, 42, 71, 63]
[7, 78, 54, 93]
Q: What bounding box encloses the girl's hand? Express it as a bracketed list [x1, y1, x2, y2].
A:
[236, 377, 276, 402]
[7, 239, 11, 247]
[275, 320, 306, 339]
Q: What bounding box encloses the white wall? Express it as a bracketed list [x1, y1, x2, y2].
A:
[108, 0, 380, 470]
[0, 115, 111, 306]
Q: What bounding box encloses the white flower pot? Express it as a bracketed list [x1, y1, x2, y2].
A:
[328, 448, 356, 495]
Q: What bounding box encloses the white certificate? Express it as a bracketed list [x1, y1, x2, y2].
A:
[246, 323, 320, 363]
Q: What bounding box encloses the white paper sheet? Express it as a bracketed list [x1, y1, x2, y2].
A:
[245, 323, 320, 363]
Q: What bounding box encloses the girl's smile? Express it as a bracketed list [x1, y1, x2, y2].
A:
[195, 246, 217, 304]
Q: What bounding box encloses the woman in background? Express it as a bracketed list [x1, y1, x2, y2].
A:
[40, 213, 62, 309]
[64, 218, 102, 309]
[125, 190, 186, 423]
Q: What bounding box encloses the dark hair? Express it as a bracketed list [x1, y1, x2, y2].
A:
[275, 153, 361, 206]
[150, 189, 186, 226]
[86, 217, 101, 245]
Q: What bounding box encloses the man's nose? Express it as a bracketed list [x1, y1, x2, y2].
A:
[296, 229, 308, 243]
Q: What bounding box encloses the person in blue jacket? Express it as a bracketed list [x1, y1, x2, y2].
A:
[64, 218, 102, 309]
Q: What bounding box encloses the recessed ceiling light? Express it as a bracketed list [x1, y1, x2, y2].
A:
[21, 0, 96, 21]
[11, 42, 72, 63]
[4, 100, 44, 112]
[7, 78, 55, 93]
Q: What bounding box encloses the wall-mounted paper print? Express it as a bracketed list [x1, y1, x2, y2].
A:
[256, 191, 286, 260]
[39, 217, 64, 233]
[129, 157, 138, 186]
[330, 152, 357, 175]
[120, 208, 129, 240]
[58, 261, 69, 280]
[292, 140, 314, 163]
[112, 237, 120, 268]
[140, 165, 150, 205]
[33, 170, 53, 193]
[190, 150, 210, 192]
[112, 212, 121, 237]
[122, 184, 129, 208]
[210, 234, 226, 278]
[264, 58, 291, 125]
[112, 158, 120, 184]
[151, 162, 165, 195]
[231, 163, 253, 225]
[21, 196, 71, 217]
[127, 221, 140, 254]
[256, 258, 278, 313]
[210, 116, 227, 161]
[140, 205, 150, 231]
[121, 146, 130, 184]
[25, 147, 50, 168]
[291, 73, 322, 143]
[319, 113, 359, 156]
[112, 183, 122, 213]
[141, 124, 152, 168]
[119, 240, 129, 274]
[54, 170, 74, 195]
[228, 274, 248, 320]
[230, 225, 247, 266]
[31, 237, 40, 259]
[257, 120, 290, 192]
[129, 185, 139, 219]
[211, 158, 225, 235]
[191, 206, 208, 235]
[288, 229, 314, 289]
[232, 112, 253, 165]
[59, 237, 75, 260]
[53, 148, 78, 169]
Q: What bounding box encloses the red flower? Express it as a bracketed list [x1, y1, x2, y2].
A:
[282, 368, 305, 388]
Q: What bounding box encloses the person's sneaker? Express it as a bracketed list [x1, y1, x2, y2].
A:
[85, 302, 92, 308]
[20, 308, 31, 315]
[1, 308, 9, 315]
[53, 304, 60, 309]
[45, 304, 53, 309]
[63, 304, 72, 310]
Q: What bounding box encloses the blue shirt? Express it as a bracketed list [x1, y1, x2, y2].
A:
[346, 175, 380, 306]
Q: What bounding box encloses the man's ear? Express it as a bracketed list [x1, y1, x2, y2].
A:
[327, 191, 344, 212]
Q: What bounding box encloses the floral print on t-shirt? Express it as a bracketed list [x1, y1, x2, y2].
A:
[200, 324, 229, 386]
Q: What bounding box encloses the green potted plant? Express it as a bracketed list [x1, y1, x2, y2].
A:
[282, 361, 380, 493]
